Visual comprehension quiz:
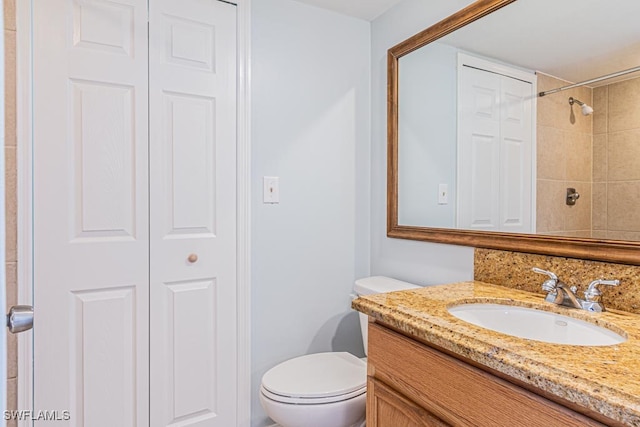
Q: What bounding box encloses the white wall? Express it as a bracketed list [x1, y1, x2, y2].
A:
[370, 0, 476, 285]
[251, 1, 370, 425]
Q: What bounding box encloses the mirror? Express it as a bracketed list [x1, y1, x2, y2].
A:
[388, 0, 640, 264]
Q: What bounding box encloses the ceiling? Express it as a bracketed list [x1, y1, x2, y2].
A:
[439, 0, 640, 86]
[292, 0, 402, 21]
[292, 0, 640, 87]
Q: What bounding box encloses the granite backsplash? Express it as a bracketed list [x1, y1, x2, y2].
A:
[474, 248, 640, 314]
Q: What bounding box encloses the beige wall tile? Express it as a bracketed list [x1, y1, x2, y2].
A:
[537, 73, 559, 94]
[537, 74, 571, 129]
[592, 182, 607, 230]
[6, 262, 17, 379]
[5, 0, 19, 407]
[545, 230, 591, 238]
[537, 231, 565, 236]
[4, 0, 15, 31]
[5, 29, 15, 147]
[608, 77, 640, 132]
[5, 146, 16, 262]
[592, 230, 608, 240]
[536, 125, 565, 180]
[564, 181, 591, 231]
[607, 181, 640, 231]
[607, 129, 640, 181]
[593, 86, 608, 135]
[592, 133, 607, 182]
[5, 261, 15, 309]
[537, 89, 563, 129]
[537, 74, 592, 134]
[558, 96, 576, 132]
[536, 179, 565, 232]
[607, 230, 640, 241]
[6, 324, 16, 380]
[587, 75, 640, 239]
[7, 377, 16, 427]
[563, 230, 592, 239]
[565, 131, 591, 182]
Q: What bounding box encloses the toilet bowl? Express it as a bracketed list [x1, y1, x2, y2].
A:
[259, 276, 420, 427]
[260, 352, 366, 427]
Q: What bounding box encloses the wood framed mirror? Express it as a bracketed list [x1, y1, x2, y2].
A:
[387, 0, 640, 265]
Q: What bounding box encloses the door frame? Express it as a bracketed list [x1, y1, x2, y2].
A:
[15, 1, 253, 425]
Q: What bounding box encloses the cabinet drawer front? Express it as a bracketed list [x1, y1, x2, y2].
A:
[368, 323, 605, 427]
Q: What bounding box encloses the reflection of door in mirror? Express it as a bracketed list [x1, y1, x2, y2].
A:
[457, 55, 534, 233]
[397, 48, 535, 232]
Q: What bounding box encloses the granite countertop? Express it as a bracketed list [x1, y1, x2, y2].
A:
[352, 281, 640, 426]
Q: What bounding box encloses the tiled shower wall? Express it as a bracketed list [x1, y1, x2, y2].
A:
[592, 76, 640, 240]
[536, 72, 593, 237]
[4, 0, 17, 420]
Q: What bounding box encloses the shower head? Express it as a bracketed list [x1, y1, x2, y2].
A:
[568, 97, 594, 116]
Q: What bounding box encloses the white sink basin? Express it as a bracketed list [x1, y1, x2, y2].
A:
[448, 303, 626, 346]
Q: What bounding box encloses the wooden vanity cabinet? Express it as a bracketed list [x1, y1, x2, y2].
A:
[366, 322, 609, 427]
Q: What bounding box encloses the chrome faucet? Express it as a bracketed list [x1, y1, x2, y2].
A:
[582, 279, 620, 312]
[532, 268, 620, 312]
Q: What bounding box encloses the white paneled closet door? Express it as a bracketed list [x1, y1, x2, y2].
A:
[149, 1, 237, 426]
[457, 63, 533, 233]
[32, 0, 150, 425]
[30, 0, 237, 426]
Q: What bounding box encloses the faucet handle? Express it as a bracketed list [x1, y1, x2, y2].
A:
[532, 268, 559, 292]
[532, 267, 558, 280]
[584, 279, 620, 302]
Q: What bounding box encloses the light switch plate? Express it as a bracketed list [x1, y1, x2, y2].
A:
[438, 184, 448, 205]
[263, 176, 280, 203]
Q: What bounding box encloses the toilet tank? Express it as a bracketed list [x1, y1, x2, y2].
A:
[353, 276, 421, 356]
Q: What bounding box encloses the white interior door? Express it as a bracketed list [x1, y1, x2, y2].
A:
[30, 0, 238, 425]
[458, 61, 534, 233]
[458, 66, 501, 231]
[149, 1, 237, 426]
[32, 0, 150, 426]
[499, 75, 533, 232]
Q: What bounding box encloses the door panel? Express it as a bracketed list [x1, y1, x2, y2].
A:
[70, 80, 136, 239]
[163, 92, 217, 236]
[71, 287, 136, 426]
[458, 67, 501, 230]
[149, 1, 237, 426]
[500, 76, 533, 232]
[32, 0, 149, 426]
[458, 64, 533, 233]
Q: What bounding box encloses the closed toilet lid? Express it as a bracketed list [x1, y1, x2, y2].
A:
[261, 352, 366, 399]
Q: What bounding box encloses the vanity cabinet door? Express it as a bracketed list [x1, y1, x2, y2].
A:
[367, 378, 450, 427]
[367, 322, 607, 427]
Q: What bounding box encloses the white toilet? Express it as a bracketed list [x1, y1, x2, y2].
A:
[259, 276, 420, 427]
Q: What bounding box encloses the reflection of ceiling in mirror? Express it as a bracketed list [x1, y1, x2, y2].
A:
[441, 0, 640, 85]
[291, 0, 402, 21]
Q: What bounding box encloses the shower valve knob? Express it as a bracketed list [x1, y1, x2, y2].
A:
[566, 188, 580, 205]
